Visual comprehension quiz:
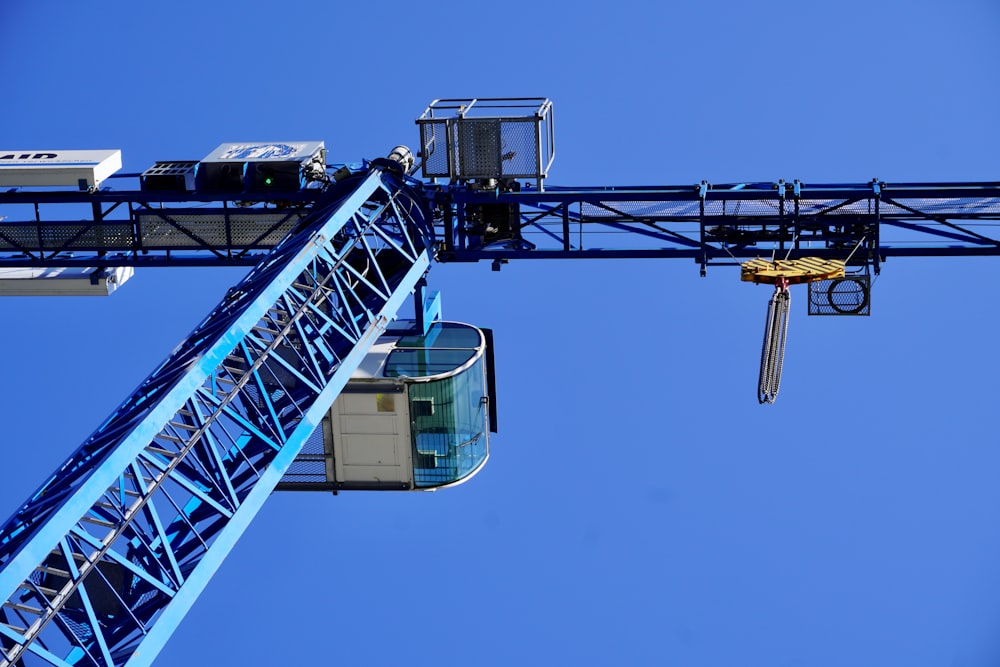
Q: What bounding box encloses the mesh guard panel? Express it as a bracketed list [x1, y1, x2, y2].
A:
[808, 275, 871, 316]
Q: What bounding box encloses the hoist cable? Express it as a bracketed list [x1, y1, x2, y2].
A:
[758, 283, 790, 404]
[843, 235, 867, 266]
[782, 234, 800, 262]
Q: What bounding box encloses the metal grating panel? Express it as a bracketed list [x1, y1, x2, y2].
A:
[140, 161, 198, 192]
[0, 223, 135, 250]
[580, 200, 702, 219]
[42, 223, 135, 249]
[458, 119, 502, 178]
[0, 224, 63, 250]
[419, 119, 451, 177]
[136, 211, 308, 248]
[228, 216, 305, 246]
[498, 119, 539, 178]
[416, 98, 554, 188]
[279, 424, 331, 486]
[143, 161, 197, 175]
[889, 197, 1000, 216]
[139, 219, 230, 248]
[702, 199, 786, 217]
[808, 275, 870, 316]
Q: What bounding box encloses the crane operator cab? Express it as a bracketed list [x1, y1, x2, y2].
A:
[278, 320, 498, 492]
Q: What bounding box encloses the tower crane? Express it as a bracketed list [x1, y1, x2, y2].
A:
[1, 98, 999, 666]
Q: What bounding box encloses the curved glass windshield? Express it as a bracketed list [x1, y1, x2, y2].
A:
[384, 322, 482, 379]
[409, 357, 488, 487]
[384, 322, 489, 488]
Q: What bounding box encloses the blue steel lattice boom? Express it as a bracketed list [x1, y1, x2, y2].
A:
[1, 98, 1000, 665]
[0, 162, 433, 666]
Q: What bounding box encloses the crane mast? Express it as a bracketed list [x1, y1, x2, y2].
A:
[0, 164, 432, 666]
[2, 98, 1000, 665]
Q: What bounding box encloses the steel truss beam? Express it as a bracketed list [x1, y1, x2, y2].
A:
[432, 181, 1000, 272]
[0, 166, 432, 667]
[0, 176, 327, 268]
[1, 179, 999, 271]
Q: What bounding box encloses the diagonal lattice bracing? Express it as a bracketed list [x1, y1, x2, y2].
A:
[433, 183, 1000, 265]
[0, 166, 432, 667]
[1, 180, 999, 268]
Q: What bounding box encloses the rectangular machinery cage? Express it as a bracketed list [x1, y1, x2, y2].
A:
[808, 271, 871, 316]
[416, 98, 555, 190]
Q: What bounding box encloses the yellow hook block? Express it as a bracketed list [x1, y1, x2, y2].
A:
[740, 257, 845, 285]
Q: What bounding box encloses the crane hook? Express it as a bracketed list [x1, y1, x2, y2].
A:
[741, 257, 845, 404]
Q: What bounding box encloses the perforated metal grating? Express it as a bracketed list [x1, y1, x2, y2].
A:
[136, 211, 308, 248]
[142, 161, 197, 177]
[420, 119, 451, 177]
[278, 421, 332, 486]
[0, 223, 135, 250]
[808, 275, 871, 316]
[417, 98, 553, 187]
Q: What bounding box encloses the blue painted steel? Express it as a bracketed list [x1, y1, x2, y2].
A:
[421, 290, 442, 334]
[1, 179, 1000, 268]
[429, 181, 1000, 268]
[3, 159, 1000, 665]
[0, 164, 432, 666]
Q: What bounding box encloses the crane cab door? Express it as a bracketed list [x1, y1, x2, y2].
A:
[328, 384, 415, 490]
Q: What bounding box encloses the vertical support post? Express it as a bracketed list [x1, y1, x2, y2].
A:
[534, 111, 544, 191]
[561, 203, 570, 252]
[34, 202, 44, 262]
[872, 179, 882, 275]
[792, 179, 801, 252]
[456, 198, 467, 255]
[223, 199, 233, 260]
[698, 180, 709, 277]
[441, 200, 455, 255]
[414, 277, 426, 333]
[777, 179, 786, 254]
[414, 278, 441, 335]
[91, 201, 107, 262]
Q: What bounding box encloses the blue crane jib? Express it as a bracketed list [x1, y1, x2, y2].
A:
[2, 97, 1000, 666]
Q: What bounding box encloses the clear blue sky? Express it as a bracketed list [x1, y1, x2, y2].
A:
[3, 1, 1000, 665]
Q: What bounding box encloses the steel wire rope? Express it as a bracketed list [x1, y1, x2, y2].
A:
[758, 283, 790, 404]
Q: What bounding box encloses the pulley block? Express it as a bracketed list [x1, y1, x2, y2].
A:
[740, 257, 845, 285]
[742, 257, 845, 404]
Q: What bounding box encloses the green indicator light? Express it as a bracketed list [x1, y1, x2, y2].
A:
[264, 176, 274, 186]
